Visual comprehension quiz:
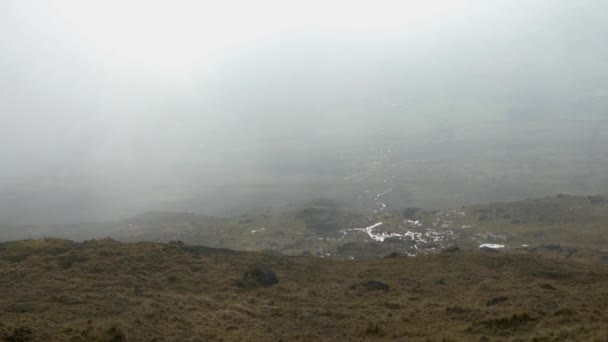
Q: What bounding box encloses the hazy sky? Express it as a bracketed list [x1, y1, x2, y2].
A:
[1, 0, 608, 224]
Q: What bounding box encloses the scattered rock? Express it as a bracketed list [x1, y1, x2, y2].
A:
[352, 280, 389, 292]
[480, 247, 499, 253]
[238, 265, 279, 289]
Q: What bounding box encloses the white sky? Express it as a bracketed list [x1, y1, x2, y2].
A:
[3, 0, 535, 83]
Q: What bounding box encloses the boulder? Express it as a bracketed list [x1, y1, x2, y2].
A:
[238, 265, 279, 289]
[441, 245, 460, 253]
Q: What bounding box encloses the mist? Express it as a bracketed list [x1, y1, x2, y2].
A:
[2, 0, 608, 225]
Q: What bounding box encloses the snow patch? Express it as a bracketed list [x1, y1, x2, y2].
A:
[375, 188, 393, 199]
[479, 243, 504, 249]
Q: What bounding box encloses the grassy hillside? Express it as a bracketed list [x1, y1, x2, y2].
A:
[1, 239, 608, 341]
[2, 194, 608, 259]
[106, 194, 608, 257]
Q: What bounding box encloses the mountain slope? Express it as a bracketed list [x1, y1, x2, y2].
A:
[1, 239, 608, 341]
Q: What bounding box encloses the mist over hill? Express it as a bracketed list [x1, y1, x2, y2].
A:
[2, 0, 608, 225]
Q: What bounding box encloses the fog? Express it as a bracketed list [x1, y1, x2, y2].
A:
[1, 0, 608, 225]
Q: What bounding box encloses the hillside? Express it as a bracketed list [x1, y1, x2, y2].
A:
[2, 239, 608, 341]
[98, 194, 608, 257]
[2, 194, 608, 259]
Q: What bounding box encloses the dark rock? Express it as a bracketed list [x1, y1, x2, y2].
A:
[486, 296, 508, 306]
[384, 252, 400, 258]
[352, 280, 389, 292]
[104, 326, 127, 342]
[441, 245, 460, 253]
[238, 265, 279, 288]
[480, 247, 500, 253]
[540, 283, 556, 291]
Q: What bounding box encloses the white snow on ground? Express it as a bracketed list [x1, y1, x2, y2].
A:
[478, 232, 507, 240]
[341, 222, 455, 244]
[404, 219, 422, 227]
[250, 227, 266, 234]
[479, 243, 504, 249]
[366, 222, 383, 230]
[375, 188, 393, 199]
[341, 222, 388, 242]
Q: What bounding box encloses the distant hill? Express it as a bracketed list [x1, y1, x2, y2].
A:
[2, 194, 608, 258]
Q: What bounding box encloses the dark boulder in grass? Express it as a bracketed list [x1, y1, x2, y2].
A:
[384, 252, 400, 258]
[441, 245, 460, 253]
[480, 247, 500, 253]
[238, 265, 279, 289]
[486, 296, 508, 306]
[352, 281, 389, 292]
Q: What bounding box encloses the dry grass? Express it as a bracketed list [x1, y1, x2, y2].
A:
[2, 238, 608, 341]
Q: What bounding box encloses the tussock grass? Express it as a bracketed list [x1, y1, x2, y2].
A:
[2, 239, 608, 341]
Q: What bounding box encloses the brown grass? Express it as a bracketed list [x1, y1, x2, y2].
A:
[1, 238, 608, 341]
